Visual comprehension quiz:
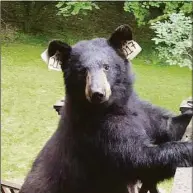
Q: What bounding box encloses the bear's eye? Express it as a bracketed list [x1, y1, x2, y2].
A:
[76, 66, 87, 75]
[103, 64, 110, 71]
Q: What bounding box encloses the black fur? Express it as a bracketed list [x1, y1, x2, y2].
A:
[20, 25, 192, 193]
[139, 109, 192, 193]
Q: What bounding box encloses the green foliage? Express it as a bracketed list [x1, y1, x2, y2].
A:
[1, 23, 19, 44]
[56, 2, 99, 16]
[124, 1, 193, 26]
[151, 13, 192, 69]
[1, 1, 57, 33]
[124, 2, 148, 25]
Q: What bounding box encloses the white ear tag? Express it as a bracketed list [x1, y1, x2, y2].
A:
[48, 55, 62, 71]
[41, 49, 49, 64]
[122, 40, 142, 60]
[41, 49, 62, 71]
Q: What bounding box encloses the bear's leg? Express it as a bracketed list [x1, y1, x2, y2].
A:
[141, 112, 192, 193]
[139, 184, 148, 193]
[139, 183, 159, 193]
[127, 183, 140, 193]
[168, 110, 193, 141]
[123, 141, 192, 193]
[148, 186, 160, 193]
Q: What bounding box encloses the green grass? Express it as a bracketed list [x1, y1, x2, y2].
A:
[2, 42, 192, 192]
[133, 58, 192, 112]
[2, 43, 64, 182]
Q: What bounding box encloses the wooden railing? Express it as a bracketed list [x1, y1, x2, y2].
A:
[1, 180, 21, 193]
[171, 167, 192, 193]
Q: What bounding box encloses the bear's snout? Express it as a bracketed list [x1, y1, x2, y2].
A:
[85, 70, 111, 104]
[90, 90, 105, 104]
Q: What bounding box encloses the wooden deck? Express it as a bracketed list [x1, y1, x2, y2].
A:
[171, 167, 192, 193]
[1, 180, 21, 193]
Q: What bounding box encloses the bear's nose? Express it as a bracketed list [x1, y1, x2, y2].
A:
[91, 92, 105, 103]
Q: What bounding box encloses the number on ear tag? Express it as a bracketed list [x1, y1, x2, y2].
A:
[122, 40, 142, 60]
[41, 49, 62, 71]
[48, 55, 62, 71]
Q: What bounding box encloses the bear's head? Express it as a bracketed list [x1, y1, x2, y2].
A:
[46, 25, 137, 107]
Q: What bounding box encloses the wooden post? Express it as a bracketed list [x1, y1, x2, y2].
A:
[171, 167, 192, 193]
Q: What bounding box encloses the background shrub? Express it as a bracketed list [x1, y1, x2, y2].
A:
[151, 13, 192, 69]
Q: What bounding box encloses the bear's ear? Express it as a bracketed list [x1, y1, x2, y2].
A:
[47, 40, 71, 60]
[41, 40, 72, 71]
[109, 24, 133, 49]
[108, 24, 142, 60]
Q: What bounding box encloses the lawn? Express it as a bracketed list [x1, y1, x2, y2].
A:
[2, 42, 192, 192]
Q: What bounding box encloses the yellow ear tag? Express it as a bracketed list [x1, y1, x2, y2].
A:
[41, 49, 62, 71]
[122, 40, 142, 60]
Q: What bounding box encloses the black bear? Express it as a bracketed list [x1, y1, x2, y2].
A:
[19, 25, 192, 193]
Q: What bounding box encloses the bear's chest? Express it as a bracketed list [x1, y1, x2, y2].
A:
[74, 113, 145, 156]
